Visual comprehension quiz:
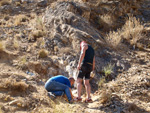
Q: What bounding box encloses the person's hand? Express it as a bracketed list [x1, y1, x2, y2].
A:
[90, 70, 95, 78]
[77, 65, 81, 70]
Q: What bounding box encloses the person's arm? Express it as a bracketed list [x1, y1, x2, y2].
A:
[77, 45, 87, 70]
[69, 88, 74, 99]
[93, 56, 95, 71]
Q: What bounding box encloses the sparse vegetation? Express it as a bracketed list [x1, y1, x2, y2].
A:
[51, 100, 73, 113]
[98, 76, 106, 88]
[0, 78, 28, 92]
[103, 63, 114, 76]
[17, 56, 27, 69]
[0, 0, 11, 6]
[99, 90, 112, 104]
[0, 0, 150, 113]
[32, 30, 45, 39]
[106, 16, 144, 49]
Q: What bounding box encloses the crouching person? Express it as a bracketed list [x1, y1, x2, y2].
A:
[45, 75, 75, 103]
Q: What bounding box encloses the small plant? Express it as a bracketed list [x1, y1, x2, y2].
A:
[103, 63, 114, 77]
[17, 56, 27, 69]
[39, 49, 48, 58]
[98, 76, 106, 88]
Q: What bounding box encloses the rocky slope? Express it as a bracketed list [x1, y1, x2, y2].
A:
[0, 0, 150, 113]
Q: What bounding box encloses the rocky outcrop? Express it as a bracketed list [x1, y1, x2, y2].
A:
[43, 1, 104, 49]
[43, 1, 107, 75]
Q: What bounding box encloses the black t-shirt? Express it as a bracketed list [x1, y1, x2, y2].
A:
[82, 45, 94, 64]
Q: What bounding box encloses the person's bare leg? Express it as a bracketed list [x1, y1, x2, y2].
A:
[84, 79, 91, 99]
[77, 78, 83, 99]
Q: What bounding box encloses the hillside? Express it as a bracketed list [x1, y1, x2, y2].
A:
[0, 0, 150, 113]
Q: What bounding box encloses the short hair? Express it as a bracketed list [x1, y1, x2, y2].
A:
[69, 77, 75, 81]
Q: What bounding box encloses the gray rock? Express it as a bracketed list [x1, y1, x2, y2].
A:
[37, 0, 47, 7]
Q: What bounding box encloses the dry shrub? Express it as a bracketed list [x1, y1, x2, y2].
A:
[98, 76, 106, 88]
[122, 17, 144, 44]
[107, 81, 121, 92]
[105, 29, 122, 48]
[12, 81, 29, 91]
[39, 49, 48, 58]
[0, 0, 10, 6]
[14, 15, 28, 26]
[99, 90, 112, 104]
[32, 30, 45, 39]
[17, 56, 27, 69]
[100, 14, 114, 27]
[1, 79, 28, 92]
[106, 16, 144, 49]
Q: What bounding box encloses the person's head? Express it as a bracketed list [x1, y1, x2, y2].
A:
[69, 77, 75, 87]
[80, 41, 87, 50]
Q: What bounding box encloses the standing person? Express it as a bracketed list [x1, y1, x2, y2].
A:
[75, 41, 95, 103]
[45, 75, 75, 103]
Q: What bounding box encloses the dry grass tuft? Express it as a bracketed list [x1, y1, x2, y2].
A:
[100, 14, 114, 27]
[32, 30, 45, 39]
[14, 15, 28, 26]
[12, 81, 29, 91]
[17, 56, 27, 69]
[0, 78, 28, 92]
[107, 81, 121, 92]
[39, 49, 48, 58]
[98, 76, 106, 88]
[99, 90, 112, 104]
[103, 63, 114, 76]
[106, 16, 144, 49]
[0, 0, 11, 6]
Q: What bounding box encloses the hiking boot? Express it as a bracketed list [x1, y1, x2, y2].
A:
[47, 92, 56, 100]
